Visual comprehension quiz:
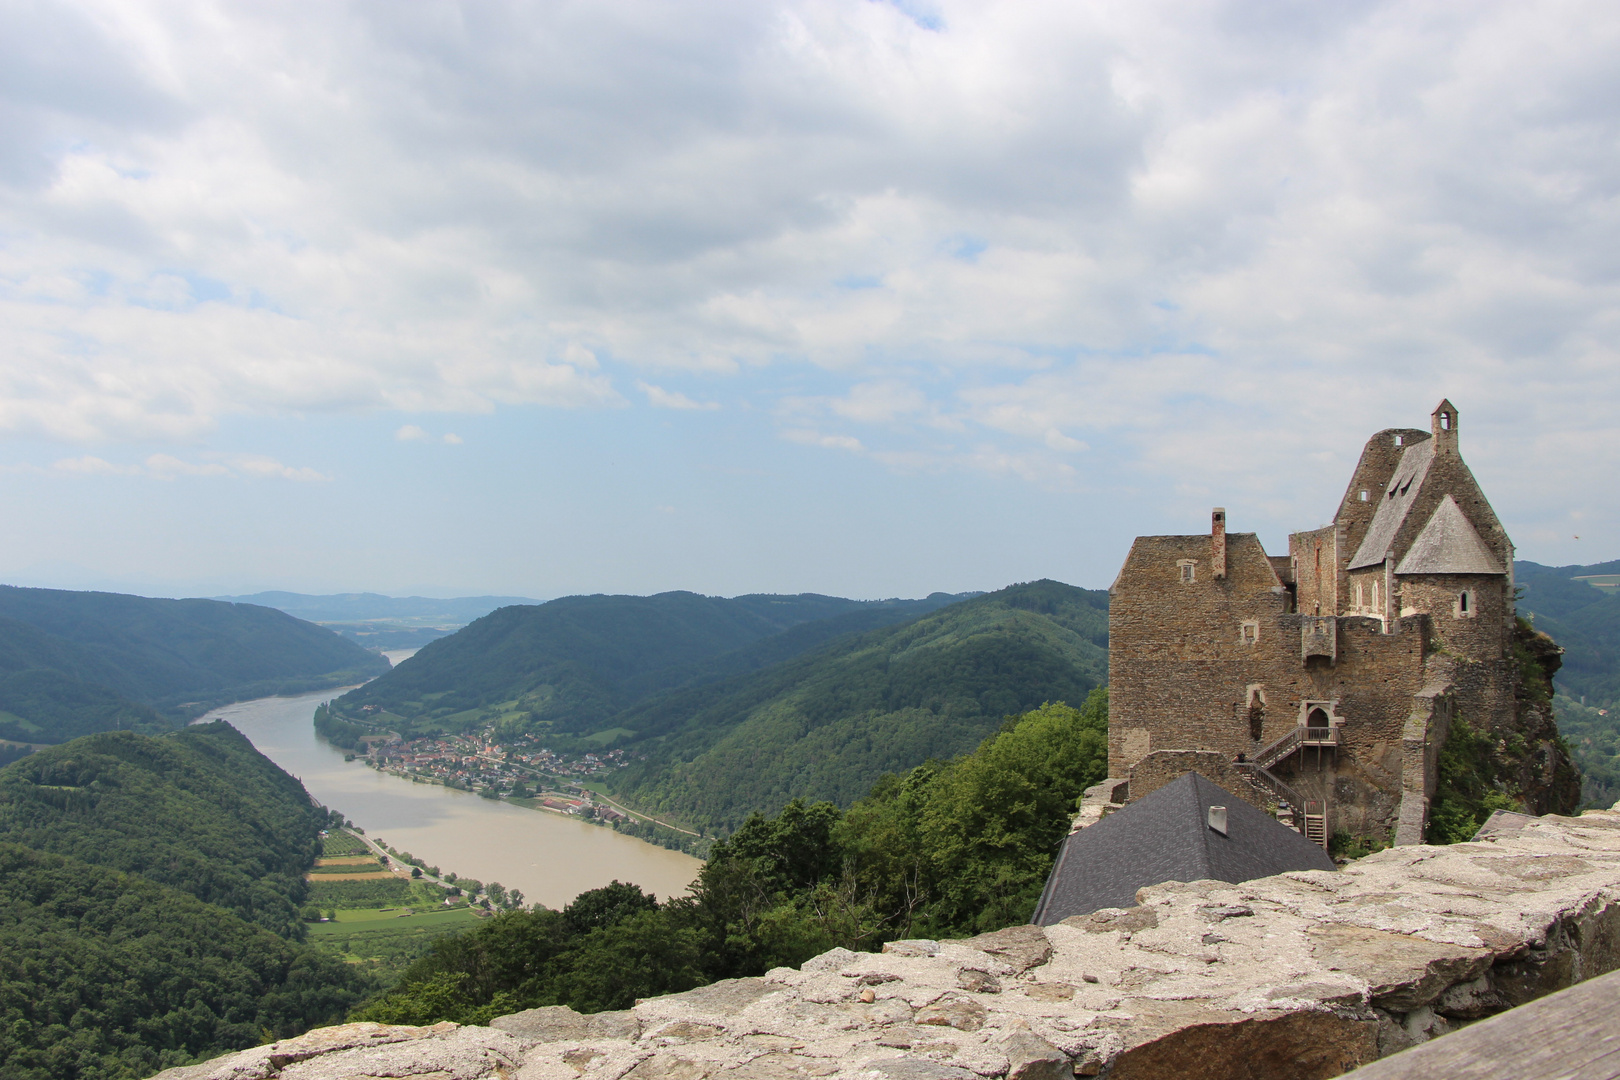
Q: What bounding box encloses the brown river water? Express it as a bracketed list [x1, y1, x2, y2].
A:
[200, 654, 701, 910]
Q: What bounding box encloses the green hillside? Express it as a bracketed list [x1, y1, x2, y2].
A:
[607, 580, 1109, 831]
[0, 585, 389, 743]
[0, 723, 328, 938]
[333, 591, 961, 739]
[0, 725, 371, 1080]
[1517, 559, 1620, 705]
[1516, 560, 1620, 807]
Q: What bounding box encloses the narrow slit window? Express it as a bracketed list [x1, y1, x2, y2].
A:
[1394, 434, 1404, 446]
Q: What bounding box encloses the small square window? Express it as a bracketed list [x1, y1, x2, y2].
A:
[1178, 561, 1195, 583]
[1359, 490, 1369, 501]
[1241, 621, 1259, 645]
[1394, 434, 1404, 446]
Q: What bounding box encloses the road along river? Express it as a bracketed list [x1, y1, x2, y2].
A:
[200, 683, 702, 911]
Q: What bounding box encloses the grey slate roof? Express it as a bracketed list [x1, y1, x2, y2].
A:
[1394, 495, 1504, 575]
[1349, 437, 1435, 570]
[1031, 772, 1336, 924]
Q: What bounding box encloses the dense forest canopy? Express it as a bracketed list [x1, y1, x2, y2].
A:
[0, 584, 388, 743]
[0, 723, 327, 936]
[0, 724, 372, 1080]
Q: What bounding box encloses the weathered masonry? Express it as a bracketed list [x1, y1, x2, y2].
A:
[1104, 401, 1568, 845]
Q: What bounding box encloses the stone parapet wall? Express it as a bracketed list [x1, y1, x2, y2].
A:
[156, 805, 1620, 1080]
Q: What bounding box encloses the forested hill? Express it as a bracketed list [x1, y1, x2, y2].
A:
[0, 724, 370, 1080]
[605, 580, 1109, 831]
[0, 584, 389, 745]
[0, 723, 325, 936]
[1516, 559, 1620, 704]
[334, 590, 965, 738]
[1518, 559, 1620, 808]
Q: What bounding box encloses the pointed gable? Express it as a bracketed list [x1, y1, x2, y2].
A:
[1395, 495, 1505, 575]
[1348, 437, 1436, 570]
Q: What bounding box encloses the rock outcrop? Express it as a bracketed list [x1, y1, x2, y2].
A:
[156, 805, 1620, 1080]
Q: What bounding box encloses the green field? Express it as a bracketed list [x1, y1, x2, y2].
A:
[310, 905, 479, 930]
[321, 829, 371, 856]
[308, 904, 482, 982]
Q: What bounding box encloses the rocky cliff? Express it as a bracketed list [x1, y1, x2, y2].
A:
[154, 805, 1620, 1080]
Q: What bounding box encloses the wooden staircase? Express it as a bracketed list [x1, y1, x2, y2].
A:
[1303, 801, 1328, 848]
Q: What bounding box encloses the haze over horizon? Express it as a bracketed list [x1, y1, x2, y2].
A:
[3, 1, 1618, 601]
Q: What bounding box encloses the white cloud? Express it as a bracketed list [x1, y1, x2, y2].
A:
[782, 429, 864, 453]
[442, 432, 463, 445]
[52, 455, 143, 477]
[637, 381, 720, 411]
[2, 0, 1618, 554]
[395, 425, 429, 441]
[48, 452, 327, 482]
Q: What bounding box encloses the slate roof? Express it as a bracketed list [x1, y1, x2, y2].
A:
[1349, 437, 1436, 570]
[1394, 495, 1504, 575]
[1031, 772, 1336, 924]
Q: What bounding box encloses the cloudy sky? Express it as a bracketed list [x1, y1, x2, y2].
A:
[2, 0, 1616, 600]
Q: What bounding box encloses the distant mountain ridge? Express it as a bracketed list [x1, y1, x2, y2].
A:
[329, 581, 1107, 831]
[0, 585, 389, 745]
[212, 591, 548, 649]
[334, 591, 967, 738]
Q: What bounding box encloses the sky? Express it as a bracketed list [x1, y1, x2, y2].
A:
[2, 0, 1617, 601]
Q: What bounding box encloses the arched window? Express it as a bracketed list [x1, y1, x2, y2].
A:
[1456, 590, 1476, 619]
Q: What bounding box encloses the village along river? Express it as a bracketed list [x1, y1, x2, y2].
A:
[200, 653, 702, 911]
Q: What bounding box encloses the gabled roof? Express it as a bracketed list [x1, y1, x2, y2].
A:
[1395, 495, 1504, 575]
[1031, 772, 1335, 924]
[1349, 438, 1435, 570]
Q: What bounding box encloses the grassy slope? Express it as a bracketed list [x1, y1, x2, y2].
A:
[608, 581, 1109, 831]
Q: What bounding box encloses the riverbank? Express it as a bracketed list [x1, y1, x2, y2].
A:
[205, 688, 703, 909]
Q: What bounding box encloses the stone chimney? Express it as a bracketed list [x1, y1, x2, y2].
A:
[1211, 508, 1227, 579]
[1431, 399, 1458, 455]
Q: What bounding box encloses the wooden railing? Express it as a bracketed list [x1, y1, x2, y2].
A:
[1253, 726, 1304, 770]
[1235, 762, 1307, 834]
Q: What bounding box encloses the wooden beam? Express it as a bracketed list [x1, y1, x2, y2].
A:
[1338, 967, 1620, 1079]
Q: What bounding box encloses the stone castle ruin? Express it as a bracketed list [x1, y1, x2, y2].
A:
[1103, 400, 1577, 845]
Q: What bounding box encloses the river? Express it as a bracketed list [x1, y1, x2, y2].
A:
[201, 663, 702, 911]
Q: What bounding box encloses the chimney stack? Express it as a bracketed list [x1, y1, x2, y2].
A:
[1212, 508, 1227, 579]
